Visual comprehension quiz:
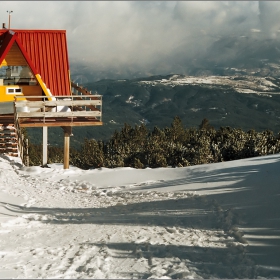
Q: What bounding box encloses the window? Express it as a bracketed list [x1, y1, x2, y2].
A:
[6, 87, 22, 94]
[0, 66, 37, 85]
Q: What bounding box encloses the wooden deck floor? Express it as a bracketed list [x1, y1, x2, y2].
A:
[1, 114, 102, 128]
[18, 117, 103, 127]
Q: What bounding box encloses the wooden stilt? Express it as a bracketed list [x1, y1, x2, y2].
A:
[63, 126, 72, 169]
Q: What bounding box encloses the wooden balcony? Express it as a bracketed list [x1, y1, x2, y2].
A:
[14, 95, 103, 128]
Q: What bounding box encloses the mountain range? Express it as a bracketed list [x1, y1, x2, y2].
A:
[26, 35, 280, 149]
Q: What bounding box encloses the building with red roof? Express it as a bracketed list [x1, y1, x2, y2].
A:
[0, 28, 71, 113]
[0, 27, 102, 168]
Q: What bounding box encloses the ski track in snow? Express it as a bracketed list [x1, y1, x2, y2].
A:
[0, 154, 279, 279]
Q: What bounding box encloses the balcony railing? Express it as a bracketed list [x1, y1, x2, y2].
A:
[14, 95, 102, 127]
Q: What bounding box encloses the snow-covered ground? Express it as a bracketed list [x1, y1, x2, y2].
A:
[139, 75, 280, 95]
[0, 153, 280, 279]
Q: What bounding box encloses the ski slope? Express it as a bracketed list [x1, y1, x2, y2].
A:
[0, 153, 280, 279]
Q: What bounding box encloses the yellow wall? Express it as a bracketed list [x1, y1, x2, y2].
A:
[0, 59, 7, 67]
[0, 85, 42, 102]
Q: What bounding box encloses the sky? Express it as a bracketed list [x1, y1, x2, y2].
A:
[1, 153, 280, 278]
[1, 1, 280, 78]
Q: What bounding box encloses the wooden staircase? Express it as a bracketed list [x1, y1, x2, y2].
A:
[0, 114, 29, 165]
[0, 118, 18, 157]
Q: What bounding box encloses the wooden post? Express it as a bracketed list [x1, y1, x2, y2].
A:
[63, 127, 72, 169]
[42, 126, 48, 167]
[64, 132, 70, 169]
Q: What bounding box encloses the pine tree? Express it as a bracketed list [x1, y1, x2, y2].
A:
[199, 118, 213, 131]
[167, 116, 186, 143]
[73, 138, 104, 169]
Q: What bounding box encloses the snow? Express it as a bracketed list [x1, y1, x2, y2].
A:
[1, 153, 280, 279]
[126, 95, 141, 107]
[139, 75, 280, 95]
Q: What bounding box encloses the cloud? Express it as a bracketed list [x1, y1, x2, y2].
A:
[0, 1, 280, 80]
[259, 1, 280, 38]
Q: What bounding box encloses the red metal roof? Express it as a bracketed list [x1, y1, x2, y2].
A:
[0, 29, 71, 96]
